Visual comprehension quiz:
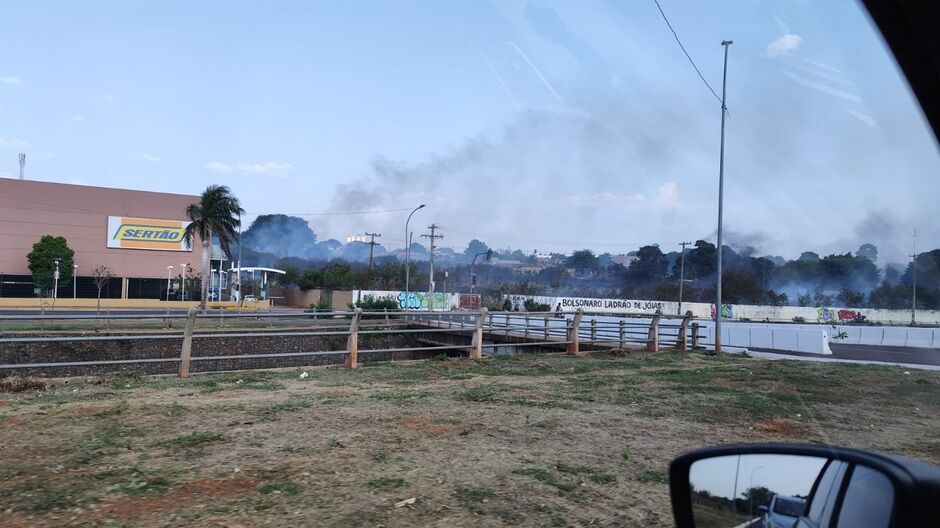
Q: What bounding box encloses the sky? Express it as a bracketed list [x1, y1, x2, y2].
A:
[1, 0, 938, 264]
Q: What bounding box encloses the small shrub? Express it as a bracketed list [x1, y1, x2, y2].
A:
[368, 477, 406, 489]
[793, 316, 806, 323]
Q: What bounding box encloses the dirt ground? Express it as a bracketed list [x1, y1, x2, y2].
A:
[1, 351, 938, 527]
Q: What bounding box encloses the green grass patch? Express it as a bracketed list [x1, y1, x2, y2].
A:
[513, 467, 578, 494]
[157, 431, 227, 449]
[258, 479, 301, 496]
[253, 396, 313, 421]
[636, 469, 668, 484]
[454, 486, 494, 514]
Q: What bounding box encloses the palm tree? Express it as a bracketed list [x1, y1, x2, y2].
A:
[183, 185, 244, 310]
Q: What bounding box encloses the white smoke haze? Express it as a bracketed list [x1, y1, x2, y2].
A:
[302, 3, 940, 262]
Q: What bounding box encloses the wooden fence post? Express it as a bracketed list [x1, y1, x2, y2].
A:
[179, 307, 197, 378]
[566, 308, 584, 356]
[383, 307, 390, 328]
[692, 323, 700, 349]
[470, 308, 487, 360]
[646, 310, 662, 352]
[505, 313, 511, 336]
[106, 308, 111, 332]
[677, 310, 693, 351]
[543, 316, 550, 340]
[524, 314, 530, 338]
[345, 308, 363, 369]
[619, 319, 626, 350]
[590, 318, 597, 343]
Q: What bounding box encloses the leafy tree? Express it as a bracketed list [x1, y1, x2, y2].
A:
[797, 292, 813, 307]
[721, 268, 763, 304]
[798, 251, 820, 262]
[627, 245, 668, 284]
[464, 239, 490, 258]
[813, 290, 833, 307]
[857, 243, 878, 262]
[567, 249, 598, 271]
[837, 288, 865, 306]
[765, 290, 788, 306]
[92, 265, 113, 313]
[677, 240, 717, 280]
[741, 486, 774, 514]
[868, 280, 909, 309]
[241, 214, 317, 257]
[26, 235, 75, 296]
[184, 185, 244, 310]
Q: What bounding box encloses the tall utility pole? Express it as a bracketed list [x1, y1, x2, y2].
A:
[358, 232, 382, 304]
[714, 39, 733, 355]
[911, 228, 918, 326]
[18, 153, 26, 180]
[421, 224, 443, 312]
[678, 241, 692, 315]
[404, 205, 426, 301]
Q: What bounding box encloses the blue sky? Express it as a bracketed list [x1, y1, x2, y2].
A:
[1, 0, 938, 264]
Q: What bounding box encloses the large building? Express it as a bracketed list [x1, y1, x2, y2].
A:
[0, 177, 204, 299]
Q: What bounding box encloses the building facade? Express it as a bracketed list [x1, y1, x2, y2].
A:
[0, 177, 203, 299]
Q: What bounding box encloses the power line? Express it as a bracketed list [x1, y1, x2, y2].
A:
[652, 0, 722, 104]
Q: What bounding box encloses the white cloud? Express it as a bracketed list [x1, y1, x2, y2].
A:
[206, 160, 295, 177]
[236, 161, 295, 176]
[657, 182, 680, 206]
[0, 137, 29, 150]
[205, 161, 234, 173]
[780, 70, 863, 103]
[566, 192, 644, 206]
[142, 153, 161, 163]
[0, 76, 23, 85]
[765, 34, 802, 58]
[70, 114, 85, 122]
[846, 110, 876, 127]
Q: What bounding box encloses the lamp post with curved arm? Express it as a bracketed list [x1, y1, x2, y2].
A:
[403, 204, 426, 306]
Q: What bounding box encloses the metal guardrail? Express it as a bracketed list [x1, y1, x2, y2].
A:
[0, 308, 698, 376]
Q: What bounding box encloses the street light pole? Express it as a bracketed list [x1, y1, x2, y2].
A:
[678, 241, 691, 315]
[403, 204, 426, 305]
[714, 40, 733, 355]
[470, 250, 491, 294]
[180, 263, 187, 301]
[166, 266, 173, 301]
[73, 264, 78, 299]
[53, 258, 61, 310]
[911, 228, 917, 326]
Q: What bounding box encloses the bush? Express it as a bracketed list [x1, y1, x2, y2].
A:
[309, 297, 332, 312]
[523, 299, 551, 312]
[354, 295, 398, 311]
[793, 316, 805, 323]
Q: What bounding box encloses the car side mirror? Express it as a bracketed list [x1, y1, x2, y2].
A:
[668, 443, 940, 528]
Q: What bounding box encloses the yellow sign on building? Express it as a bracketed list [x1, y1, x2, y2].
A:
[107, 216, 192, 251]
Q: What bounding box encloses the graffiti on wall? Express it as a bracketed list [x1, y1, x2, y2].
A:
[710, 304, 734, 319]
[817, 308, 867, 323]
[458, 294, 481, 310]
[397, 291, 450, 310]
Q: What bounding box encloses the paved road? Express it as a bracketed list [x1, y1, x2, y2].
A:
[0, 309, 305, 316]
[759, 343, 940, 367]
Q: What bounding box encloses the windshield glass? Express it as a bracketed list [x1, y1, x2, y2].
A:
[0, 2, 937, 527]
[774, 496, 806, 517]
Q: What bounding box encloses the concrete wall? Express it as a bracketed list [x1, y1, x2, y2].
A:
[0, 177, 202, 278]
[354, 290, 480, 311]
[504, 293, 940, 326]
